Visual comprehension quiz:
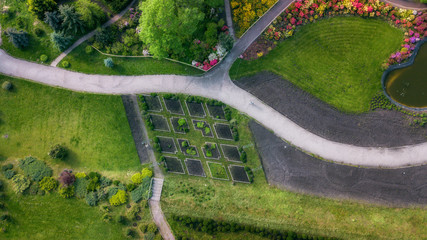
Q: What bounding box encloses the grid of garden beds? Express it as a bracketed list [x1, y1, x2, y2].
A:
[138, 94, 252, 183]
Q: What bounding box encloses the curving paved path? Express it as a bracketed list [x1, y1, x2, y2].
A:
[50, 0, 138, 67]
[1, 0, 427, 168]
[381, 0, 427, 10]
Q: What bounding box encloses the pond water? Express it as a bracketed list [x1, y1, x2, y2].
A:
[385, 43, 427, 108]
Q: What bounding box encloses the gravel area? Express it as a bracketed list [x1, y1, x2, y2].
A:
[249, 120, 427, 206]
[234, 72, 427, 147]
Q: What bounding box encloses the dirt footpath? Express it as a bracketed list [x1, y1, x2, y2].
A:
[235, 72, 427, 147]
[249, 120, 427, 206]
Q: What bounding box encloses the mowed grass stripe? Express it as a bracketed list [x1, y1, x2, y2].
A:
[231, 17, 403, 113]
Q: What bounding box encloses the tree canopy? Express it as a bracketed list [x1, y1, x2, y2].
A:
[138, 0, 204, 59]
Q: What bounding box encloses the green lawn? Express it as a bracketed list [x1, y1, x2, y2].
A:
[2, 189, 125, 240]
[0, 75, 140, 175]
[0, 0, 61, 64]
[230, 17, 404, 113]
[60, 43, 204, 76]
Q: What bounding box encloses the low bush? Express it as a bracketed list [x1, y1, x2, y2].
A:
[109, 189, 127, 206]
[50, 32, 73, 51]
[116, 215, 127, 225]
[100, 176, 112, 188]
[74, 177, 89, 198]
[4, 170, 15, 180]
[62, 61, 70, 68]
[130, 177, 151, 202]
[40, 54, 48, 63]
[102, 213, 112, 222]
[125, 228, 136, 238]
[11, 174, 31, 194]
[2, 81, 13, 91]
[104, 58, 114, 68]
[87, 177, 100, 192]
[85, 45, 93, 54]
[1, 164, 13, 172]
[59, 170, 76, 186]
[127, 183, 136, 192]
[5, 28, 29, 49]
[34, 27, 45, 37]
[141, 168, 153, 179]
[59, 185, 75, 198]
[48, 144, 67, 159]
[75, 172, 87, 179]
[224, 107, 232, 121]
[85, 191, 98, 206]
[147, 222, 158, 233]
[39, 176, 58, 191]
[126, 204, 140, 220]
[139, 223, 148, 233]
[18, 157, 52, 182]
[29, 183, 40, 195]
[0, 214, 11, 222]
[144, 232, 155, 240]
[131, 173, 143, 184]
[240, 150, 247, 163]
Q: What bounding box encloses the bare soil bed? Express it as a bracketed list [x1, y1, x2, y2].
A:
[249, 120, 427, 206]
[214, 123, 233, 140]
[221, 145, 241, 162]
[157, 137, 177, 154]
[164, 157, 185, 174]
[234, 72, 427, 147]
[206, 104, 226, 120]
[144, 95, 162, 111]
[185, 159, 206, 177]
[150, 114, 170, 131]
[170, 117, 189, 134]
[164, 98, 184, 115]
[229, 165, 250, 183]
[186, 101, 206, 117]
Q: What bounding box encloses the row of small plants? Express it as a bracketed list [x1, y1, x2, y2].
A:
[171, 215, 339, 240]
[0, 180, 10, 233]
[243, 0, 426, 62]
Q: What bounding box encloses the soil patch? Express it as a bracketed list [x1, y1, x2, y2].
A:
[229, 165, 250, 183]
[214, 123, 233, 140]
[220, 144, 241, 162]
[170, 117, 189, 134]
[249, 120, 427, 206]
[149, 114, 170, 132]
[206, 104, 226, 120]
[157, 137, 177, 154]
[177, 139, 199, 157]
[143, 95, 162, 112]
[234, 72, 427, 147]
[164, 98, 184, 115]
[192, 120, 214, 137]
[186, 101, 206, 118]
[185, 159, 206, 177]
[164, 157, 185, 174]
[202, 143, 221, 159]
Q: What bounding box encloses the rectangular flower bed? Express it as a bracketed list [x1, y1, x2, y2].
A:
[229, 165, 250, 183]
[206, 104, 226, 120]
[163, 97, 184, 115]
[202, 143, 221, 159]
[149, 114, 170, 132]
[185, 159, 206, 177]
[164, 156, 185, 174]
[142, 95, 162, 112]
[170, 117, 189, 134]
[156, 136, 177, 154]
[214, 123, 233, 140]
[185, 101, 206, 118]
[192, 120, 214, 137]
[207, 162, 229, 180]
[177, 139, 199, 157]
[220, 144, 241, 162]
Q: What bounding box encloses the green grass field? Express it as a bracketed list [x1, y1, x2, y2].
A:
[60, 43, 204, 76]
[230, 17, 404, 113]
[0, 75, 140, 175]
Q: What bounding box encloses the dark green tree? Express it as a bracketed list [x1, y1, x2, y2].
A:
[44, 11, 62, 32]
[50, 31, 73, 51]
[5, 28, 29, 49]
[27, 0, 57, 20]
[138, 0, 204, 59]
[59, 5, 85, 35]
[76, 0, 106, 29]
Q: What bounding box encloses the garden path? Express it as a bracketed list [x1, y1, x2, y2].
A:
[1, 0, 427, 168]
[224, 0, 236, 39]
[50, 0, 138, 67]
[381, 0, 427, 10]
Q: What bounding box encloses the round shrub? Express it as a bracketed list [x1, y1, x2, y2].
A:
[104, 57, 114, 68]
[85, 45, 93, 54]
[40, 54, 48, 62]
[39, 176, 58, 191]
[62, 61, 70, 68]
[131, 173, 143, 184]
[75, 172, 87, 179]
[59, 170, 76, 186]
[48, 144, 67, 160]
[141, 168, 153, 179]
[4, 170, 15, 180]
[1, 163, 13, 172]
[109, 189, 127, 206]
[125, 228, 136, 238]
[2, 81, 13, 91]
[59, 185, 75, 198]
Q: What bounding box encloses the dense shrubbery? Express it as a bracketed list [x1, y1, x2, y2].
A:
[28, 0, 57, 20]
[74, 177, 89, 198]
[59, 185, 75, 198]
[173, 215, 336, 240]
[5, 28, 29, 49]
[59, 170, 76, 186]
[85, 191, 98, 206]
[11, 174, 31, 194]
[76, 0, 106, 29]
[109, 189, 127, 206]
[130, 177, 152, 202]
[231, 0, 277, 36]
[39, 176, 58, 191]
[50, 32, 73, 51]
[18, 157, 52, 182]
